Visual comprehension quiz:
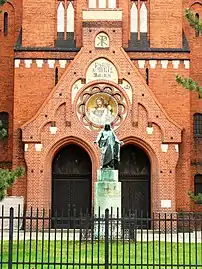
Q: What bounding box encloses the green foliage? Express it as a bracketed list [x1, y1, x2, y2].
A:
[0, 0, 7, 13]
[0, 167, 25, 201]
[176, 75, 202, 98]
[188, 191, 202, 204]
[175, 9, 202, 98]
[185, 8, 202, 33]
[0, 0, 7, 4]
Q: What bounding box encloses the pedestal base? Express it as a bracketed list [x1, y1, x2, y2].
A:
[94, 181, 121, 216]
[94, 169, 122, 238]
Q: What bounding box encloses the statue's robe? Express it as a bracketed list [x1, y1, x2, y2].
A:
[96, 129, 121, 168]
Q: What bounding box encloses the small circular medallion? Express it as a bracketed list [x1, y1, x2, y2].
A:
[86, 93, 118, 126]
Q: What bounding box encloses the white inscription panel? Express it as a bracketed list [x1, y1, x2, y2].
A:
[86, 58, 118, 83]
[161, 200, 172, 208]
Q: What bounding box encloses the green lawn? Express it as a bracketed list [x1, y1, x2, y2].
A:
[0, 240, 202, 269]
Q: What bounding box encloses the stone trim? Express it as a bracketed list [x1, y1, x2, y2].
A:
[14, 59, 69, 69]
[14, 59, 190, 70]
[134, 59, 190, 69]
[83, 21, 122, 28]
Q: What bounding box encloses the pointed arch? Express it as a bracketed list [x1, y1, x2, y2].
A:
[131, 3, 138, 33]
[57, 2, 64, 33]
[99, 0, 106, 8]
[89, 0, 96, 8]
[108, 0, 116, 8]
[67, 2, 74, 33]
[140, 2, 147, 33]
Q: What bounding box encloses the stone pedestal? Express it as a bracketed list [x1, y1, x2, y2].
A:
[94, 169, 121, 238]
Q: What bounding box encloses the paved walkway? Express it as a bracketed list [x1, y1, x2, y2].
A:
[0, 230, 202, 243]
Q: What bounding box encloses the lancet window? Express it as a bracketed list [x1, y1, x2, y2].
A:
[4, 12, 8, 36]
[194, 113, 202, 137]
[195, 13, 200, 37]
[57, 1, 74, 39]
[0, 112, 9, 139]
[194, 174, 202, 196]
[130, 1, 148, 37]
[88, 0, 116, 8]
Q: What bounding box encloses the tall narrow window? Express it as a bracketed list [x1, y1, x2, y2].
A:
[146, 68, 149, 85]
[67, 2, 74, 34]
[57, 2, 65, 39]
[89, 0, 96, 8]
[140, 3, 147, 33]
[55, 68, 59, 85]
[4, 12, 8, 36]
[0, 112, 9, 139]
[195, 13, 200, 37]
[108, 0, 116, 8]
[194, 174, 202, 195]
[99, 0, 106, 8]
[193, 113, 202, 137]
[131, 3, 138, 33]
[89, 0, 116, 8]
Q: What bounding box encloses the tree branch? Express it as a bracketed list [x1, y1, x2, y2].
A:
[185, 8, 202, 33]
[0, 0, 7, 13]
[175, 9, 202, 98]
[176, 75, 202, 98]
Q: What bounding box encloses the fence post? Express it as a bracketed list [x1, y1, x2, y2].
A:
[105, 209, 109, 269]
[8, 207, 14, 269]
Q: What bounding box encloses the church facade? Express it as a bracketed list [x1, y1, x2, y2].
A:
[0, 0, 202, 217]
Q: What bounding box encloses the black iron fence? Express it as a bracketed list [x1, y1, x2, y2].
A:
[0, 207, 202, 268]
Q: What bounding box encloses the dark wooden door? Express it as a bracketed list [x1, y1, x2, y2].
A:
[119, 145, 151, 227]
[52, 144, 92, 228]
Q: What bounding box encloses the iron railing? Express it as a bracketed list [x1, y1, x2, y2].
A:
[0, 207, 202, 268]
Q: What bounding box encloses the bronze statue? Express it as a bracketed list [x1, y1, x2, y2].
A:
[95, 124, 123, 169]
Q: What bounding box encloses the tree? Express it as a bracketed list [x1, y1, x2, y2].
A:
[185, 8, 202, 33]
[0, 0, 24, 201]
[0, 0, 7, 13]
[176, 9, 202, 98]
[176, 75, 202, 98]
[0, 167, 25, 201]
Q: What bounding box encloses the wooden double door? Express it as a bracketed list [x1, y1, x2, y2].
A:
[52, 143, 151, 228]
[52, 144, 92, 228]
[119, 144, 151, 226]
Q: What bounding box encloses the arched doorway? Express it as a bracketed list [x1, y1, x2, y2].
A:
[119, 144, 151, 222]
[52, 144, 92, 228]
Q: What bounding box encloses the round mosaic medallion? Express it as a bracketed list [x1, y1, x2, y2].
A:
[76, 85, 127, 130]
[85, 93, 118, 126]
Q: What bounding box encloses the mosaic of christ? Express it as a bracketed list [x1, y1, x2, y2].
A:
[86, 93, 118, 126]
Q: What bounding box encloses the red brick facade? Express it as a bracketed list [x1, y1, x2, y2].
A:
[0, 0, 202, 214]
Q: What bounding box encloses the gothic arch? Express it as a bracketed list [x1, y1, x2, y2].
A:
[45, 136, 98, 174]
[190, 1, 202, 8]
[122, 136, 159, 214]
[39, 136, 98, 211]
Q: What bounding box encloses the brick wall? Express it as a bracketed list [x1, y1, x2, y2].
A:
[150, 0, 182, 48]
[22, 0, 56, 47]
[183, 1, 202, 212]
[0, 0, 22, 163]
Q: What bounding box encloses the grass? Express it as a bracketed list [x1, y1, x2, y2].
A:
[0, 240, 202, 269]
